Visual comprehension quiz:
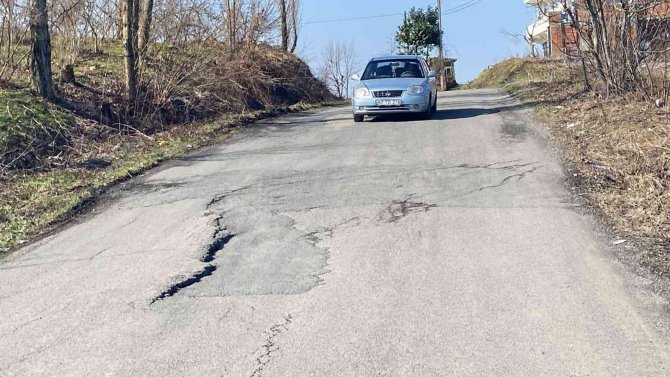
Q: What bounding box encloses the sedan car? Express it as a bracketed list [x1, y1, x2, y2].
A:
[351, 55, 438, 122]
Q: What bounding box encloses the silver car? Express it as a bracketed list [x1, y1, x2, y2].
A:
[351, 55, 438, 122]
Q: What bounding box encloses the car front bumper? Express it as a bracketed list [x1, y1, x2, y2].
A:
[352, 94, 430, 115]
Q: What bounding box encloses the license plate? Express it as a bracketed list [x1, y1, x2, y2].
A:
[376, 99, 401, 107]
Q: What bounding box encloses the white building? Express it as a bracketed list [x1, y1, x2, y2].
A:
[524, 0, 575, 57]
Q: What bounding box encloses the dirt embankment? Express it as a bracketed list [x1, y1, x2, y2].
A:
[468, 58, 670, 276]
[0, 45, 336, 251]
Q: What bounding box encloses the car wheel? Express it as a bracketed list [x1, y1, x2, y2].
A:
[353, 114, 364, 123]
[431, 96, 437, 113]
[419, 96, 432, 120]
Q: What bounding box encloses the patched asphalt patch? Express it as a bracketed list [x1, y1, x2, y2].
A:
[176, 211, 330, 297]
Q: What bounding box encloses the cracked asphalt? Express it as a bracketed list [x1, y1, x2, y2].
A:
[2, 89, 670, 376]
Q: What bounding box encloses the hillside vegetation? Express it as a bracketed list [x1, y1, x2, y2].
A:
[0, 45, 334, 251]
[470, 58, 670, 276]
[0, 0, 342, 251]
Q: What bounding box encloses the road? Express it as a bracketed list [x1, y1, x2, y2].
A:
[1, 89, 669, 376]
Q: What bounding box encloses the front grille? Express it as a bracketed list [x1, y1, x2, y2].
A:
[364, 106, 411, 112]
[373, 90, 403, 98]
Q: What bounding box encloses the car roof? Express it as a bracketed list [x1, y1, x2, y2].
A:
[370, 55, 424, 62]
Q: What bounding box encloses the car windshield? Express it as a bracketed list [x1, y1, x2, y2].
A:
[361, 59, 425, 80]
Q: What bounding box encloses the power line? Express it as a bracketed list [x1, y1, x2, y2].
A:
[303, 12, 404, 25]
[302, 0, 485, 26]
[442, 0, 484, 15]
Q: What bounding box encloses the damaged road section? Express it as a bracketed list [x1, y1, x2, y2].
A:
[303, 217, 360, 245]
[202, 216, 235, 263]
[379, 195, 437, 223]
[464, 166, 540, 195]
[150, 265, 217, 304]
[179, 211, 330, 297]
[250, 314, 294, 377]
[151, 216, 235, 304]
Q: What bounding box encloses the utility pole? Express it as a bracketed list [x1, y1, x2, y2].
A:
[437, 0, 446, 91]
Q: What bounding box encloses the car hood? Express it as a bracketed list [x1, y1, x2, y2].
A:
[360, 77, 426, 91]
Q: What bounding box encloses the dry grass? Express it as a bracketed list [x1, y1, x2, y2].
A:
[464, 57, 573, 92]
[541, 95, 670, 235]
[472, 57, 670, 275]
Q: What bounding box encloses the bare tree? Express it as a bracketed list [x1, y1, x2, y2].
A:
[29, 0, 53, 98]
[123, 0, 139, 100]
[1, 0, 30, 84]
[98, 0, 122, 42]
[1, 0, 314, 114]
[239, 0, 279, 48]
[287, 0, 299, 53]
[501, 29, 537, 57]
[81, 0, 102, 53]
[138, 0, 153, 56]
[118, 0, 124, 39]
[224, 0, 239, 52]
[319, 40, 357, 98]
[531, 0, 669, 97]
[278, 0, 288, 51]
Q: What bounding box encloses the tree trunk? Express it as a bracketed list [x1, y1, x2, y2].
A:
[29, 0, 53, 98]
[225, 0, 237, 53]
[289, 0, 299, 53]
[138, 0, 154, 56]
[118, 2, 124, 40]
[279, 0, 288, 51]
[124, 0, 139, 100]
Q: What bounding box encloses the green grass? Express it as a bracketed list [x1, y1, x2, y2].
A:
[0, 89, 75, 170]
[63, 42, 127, 84]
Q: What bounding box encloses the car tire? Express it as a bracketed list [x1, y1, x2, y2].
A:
[431, 96, 437, 113]
[353, 114, 364, 123]
[419, 96, 432, 120]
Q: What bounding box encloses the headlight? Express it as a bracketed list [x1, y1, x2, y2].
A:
[408, 85, 425, 95]
[353, 87, 370, 98]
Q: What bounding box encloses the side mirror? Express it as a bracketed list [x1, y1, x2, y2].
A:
[351, 74, 361, 81]
[427, 70, 438, 79]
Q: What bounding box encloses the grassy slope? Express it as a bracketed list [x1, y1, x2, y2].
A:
[464, 57, 573, 93]
[0, 45, 338, 252]
[468, 58, 670, 276]
[0, 90, 75, 169]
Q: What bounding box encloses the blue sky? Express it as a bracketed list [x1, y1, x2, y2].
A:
[298, 0, 537, 83]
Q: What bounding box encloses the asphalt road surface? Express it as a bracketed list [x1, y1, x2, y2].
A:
[2, 89, 669, 376]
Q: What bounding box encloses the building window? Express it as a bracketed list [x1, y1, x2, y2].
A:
[560, 11, 570, 24]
